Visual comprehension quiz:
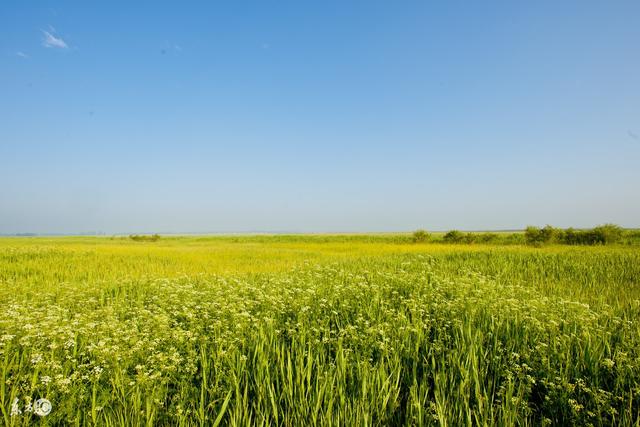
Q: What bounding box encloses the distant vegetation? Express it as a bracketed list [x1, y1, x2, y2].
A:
[409, 224, 640, 246]
[524, 224, 630, 246]
[437, 230, 524, 245]
[411, 229, 431, 243]
[442, 230, 500, 244]
[129, 234, 161, 242]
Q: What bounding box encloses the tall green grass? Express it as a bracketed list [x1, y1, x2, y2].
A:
[0, 237, 638, 425]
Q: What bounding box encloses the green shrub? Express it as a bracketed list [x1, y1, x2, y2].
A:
[525, 225, 560, 245]
[476, 233, 498, 243]
[129, 234, 161, 242]
[443, 230, 464, 243]
[623, 229, 640, 245]
[561, 227, 579, 245]
[441, 232, 498, 244]
[541, 225, 560, 242]
[463, 233, 477, 244]
[560, 228, 601, 245]
[412, 229, 431, 243]
[592, 224, 623, 244]
[526, 224, 626, 246]
[525, 226, 543, 245]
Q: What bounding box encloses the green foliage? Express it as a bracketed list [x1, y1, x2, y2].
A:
[526, 224, 626, 246]
[129, 233, 161, 242]
[476, 232, 499, 243]
[541, 225, 561, 242]
[412, 229, 431, 243]
[525, 225, 561, 245]
[443, 230, 464, 243]
[561, 228, 607, 245]
[502, 233, 526, 245]
[624, 229, 640, 245]
[592, 223, 624, 244]
[443, 231, 510, 245]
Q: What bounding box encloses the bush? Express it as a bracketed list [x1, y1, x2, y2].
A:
[525, 226, 544, 245]
[129, 234, 161, 242]
[525, 224, 625, 246]
[440, 231, 499, 244]
[412, 229, 431, 243]
[559, 224, 622, 245]
[525, 225, 560, 245]
[443, 230, 464, 243]
[592, 224, 623, 244]
[624, 229, 640, 245]
[541, 225, 560, 242]
[560, 228, 601, 245]
[476, 233, 498, 243]
[463, 233, 477, 244]
[561, 227, 579, 245]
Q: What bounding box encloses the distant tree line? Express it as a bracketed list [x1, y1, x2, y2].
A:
[129, 234, 161, 242]
[523, 224, 632, 246]
[412, 229, 525, 244]
[411, 224, 639, 246]
[442, 230, 502, 244]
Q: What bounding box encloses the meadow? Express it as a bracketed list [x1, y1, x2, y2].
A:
[0, 235, 639, 426]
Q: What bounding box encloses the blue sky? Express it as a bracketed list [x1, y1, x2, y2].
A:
[1, 1, 639, 233]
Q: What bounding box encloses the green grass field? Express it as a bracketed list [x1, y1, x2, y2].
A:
[1, 236, 639, 425]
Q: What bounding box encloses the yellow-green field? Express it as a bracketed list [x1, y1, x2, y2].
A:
[1, 236, 639, 425]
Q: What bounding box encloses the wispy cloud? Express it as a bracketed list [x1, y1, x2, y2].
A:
[161, 42, 182, 55]
[16, 51, 29, 58]
[42, 29, 68, 49]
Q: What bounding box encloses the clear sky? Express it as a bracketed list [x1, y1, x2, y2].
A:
[1, 1, 639, 234]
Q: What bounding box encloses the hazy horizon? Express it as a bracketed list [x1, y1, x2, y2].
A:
[2, 1, 639, 234]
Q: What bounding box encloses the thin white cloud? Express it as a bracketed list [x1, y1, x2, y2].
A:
[161, 42, 182, 54]
[42, 30, 68, 49]
[16, 51, 29, 58]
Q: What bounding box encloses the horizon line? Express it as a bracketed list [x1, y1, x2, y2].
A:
[2, 225, 638, 238]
